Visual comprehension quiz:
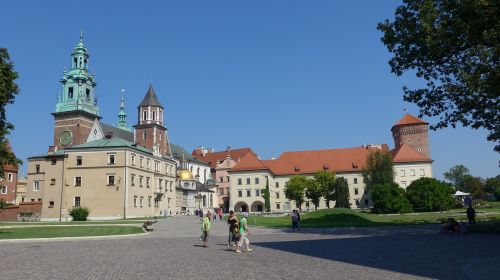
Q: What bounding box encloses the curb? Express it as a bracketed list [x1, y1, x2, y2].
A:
[0, 232, 149, 243]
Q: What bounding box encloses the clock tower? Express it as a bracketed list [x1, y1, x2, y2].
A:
[52, 33, 100, 150]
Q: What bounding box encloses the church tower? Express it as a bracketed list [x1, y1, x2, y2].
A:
[52, 33, 100, 150]
[116, 90, 131, 132]
[391, 113, 430, 158]
[133, 84, 172, 157]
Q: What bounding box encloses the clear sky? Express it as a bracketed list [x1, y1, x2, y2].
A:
[1, 1, 498, 179]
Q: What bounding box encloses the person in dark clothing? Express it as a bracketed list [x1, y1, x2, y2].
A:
[466, 205, 476, 225]
[227, 210, 239, 247]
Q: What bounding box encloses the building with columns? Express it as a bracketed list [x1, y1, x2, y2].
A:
[227, 114, 433, 213]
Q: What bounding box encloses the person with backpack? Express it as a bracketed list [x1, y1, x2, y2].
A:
[227, 210, 239, 247]
[235, 212, 252, 253]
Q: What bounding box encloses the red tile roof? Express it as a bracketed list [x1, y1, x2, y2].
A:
[391, 144, 432, 163]
[193, 148, 253, 169]
[230, 152, 269, 172]
[393, 114, 428, 127]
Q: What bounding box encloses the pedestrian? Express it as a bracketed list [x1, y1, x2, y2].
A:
[201, 211, 211, 248]
[466, 205, 476, 225]
[199, 209, 204, 220]
[218, 208, 223, 221]
[235, 213, 252, 253]
[291, 210, 298, 231]
[213, 211, 217, 221]
[227, 210, 239, 247]
[296, 209, 301, 231]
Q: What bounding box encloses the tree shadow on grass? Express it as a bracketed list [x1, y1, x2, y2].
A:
[252, 228, 498, 279]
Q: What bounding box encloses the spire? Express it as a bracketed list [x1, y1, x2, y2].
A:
[80, 30, 83, 42]
[116, 89, 131, 132]
[138, 83, 163, 108]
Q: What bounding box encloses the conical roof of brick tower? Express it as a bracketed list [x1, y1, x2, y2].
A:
[392, 114, 428, 128]
[138, 84, 163, 108]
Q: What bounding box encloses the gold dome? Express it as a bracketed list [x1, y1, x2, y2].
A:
[177, 169, 195, 181]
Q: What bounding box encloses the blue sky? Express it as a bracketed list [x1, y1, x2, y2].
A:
[1, 1, 498, 179]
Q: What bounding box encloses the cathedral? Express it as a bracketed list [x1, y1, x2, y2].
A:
[24, 35, 214, 221]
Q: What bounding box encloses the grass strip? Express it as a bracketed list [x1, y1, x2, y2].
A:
[0, 226, 144, 240]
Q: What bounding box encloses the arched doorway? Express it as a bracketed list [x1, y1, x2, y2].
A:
[251, 201, 264, 213]
[233, 202, 249, 213]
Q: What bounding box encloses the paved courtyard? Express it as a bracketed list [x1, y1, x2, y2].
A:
[0, 217, 498, 280]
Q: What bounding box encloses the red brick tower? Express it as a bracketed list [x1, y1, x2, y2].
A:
[133, 84, 172, 157]
[391, 114, 430, 158]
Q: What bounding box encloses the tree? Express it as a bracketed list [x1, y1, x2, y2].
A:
[284, 175, 307, 211]
[362, 150, 394, 189]
[0, 48, 22, 174]
[313, 171, 336, 208]
[464, 176, 486, 199]
[261, 176, 271, 212]
[378, 0, 500, 152]
[371, 183, 412, 214]
[0, 198, 8, 213]
[484, 176, 500, 194]
[444, 164, 471, 191]
[405, 178, 455, 212]
[305, 178, 322, 210]
[334, 177, 350, 209]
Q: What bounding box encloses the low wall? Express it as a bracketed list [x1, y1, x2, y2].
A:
[0, 202, 42, 221]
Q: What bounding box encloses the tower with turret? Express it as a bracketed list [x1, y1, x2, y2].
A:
[52, 33, 100, 150]
[391, 113, 430, 158]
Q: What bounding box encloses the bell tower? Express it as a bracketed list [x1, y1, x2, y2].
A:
[133, 84, 172, 157]
[391, 113, 430, 158]
[52, 33, 100, 150]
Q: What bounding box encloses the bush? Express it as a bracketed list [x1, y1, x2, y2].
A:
[405, 178, 455, 212]
[69, 207, 90, 221]
[370, 183, 412, 214]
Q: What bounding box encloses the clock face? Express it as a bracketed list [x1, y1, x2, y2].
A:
[59, 130, 73, 146]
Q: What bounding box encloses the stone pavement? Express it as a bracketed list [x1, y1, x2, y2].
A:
[0, 217, 498, 280]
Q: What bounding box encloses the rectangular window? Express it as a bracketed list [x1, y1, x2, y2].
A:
[354, 188, 359, 195]
[74, 196, 81, 207]
[131, 174, 135, 186]
[420, 169, 425, 176]
[51, 159, 57, 165]
[400, 170, 405, 177]
[353, 178, 358, 184]
[33, 181, 40, 191]
[139, 176, 143, 187]
[0, 186, 6, 194]
[76, 156, 82, 166]
[7, 173, 13, 182]
[131, 154, 136, 166]
[140, 157, 144, 168]
[255, 189, 260, 197]
[108, 175, 115, 186]
[246, 189, 251, 197]
[146, 160, 150, 169]
[108, 154, 115, 165]
[68, 87, 74, 99]
[246, 178, 250, 185]
[276, 192, 280, 199]
[154, 162, 159, 172]
[237, 178, 242, 185]
[35, 165, 40, 173]
[276, 203, 281, 210]
[355, 199, 360, 206]
[134, 196, 137, 207]
[219, 177, 224, 183]
[238, 190, 242, 197]
[146, 177, 150, 188]
[50, 178, 56, 185]
[255, 178, 260, 184]
[275, 182, 279, 188]
[410, 169, 416, 176]
[49, 201, 55, 208]
[140, 197, 144, 207]
[75, 177, 82, 186]
[148, 196, 152, 207]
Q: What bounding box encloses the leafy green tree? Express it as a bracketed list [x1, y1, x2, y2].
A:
[313, 171, 336, 208]
[334, 177, 350, 209]
[484, 176, 500, 194]
[494, 189, 500, 202]
[378, 0, 500, 152]
[284, 175, 307, 211]
[0, 48, 22, 174]
[362, 150, 394, 189]
[0, 198, 8, 213]
[405, 178, 455, 212]
[305, 178, 322, 210]
[261, 176, 271, 212]
[443, 164, 470, 191]
[464, 176, 486, 199]
[371, 183, 412, 214]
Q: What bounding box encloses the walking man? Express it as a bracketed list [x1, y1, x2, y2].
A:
[291, 210, 298, 231]
[466, 205, 476, 225]
[235, 213, 252, 253]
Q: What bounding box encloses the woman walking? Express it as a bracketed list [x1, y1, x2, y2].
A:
[201, 212, 211, 248]
[227, 210, 239, 247]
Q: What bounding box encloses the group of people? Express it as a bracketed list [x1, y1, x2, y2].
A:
[200, 210, 253, 253]
[441, 205, 476, 234]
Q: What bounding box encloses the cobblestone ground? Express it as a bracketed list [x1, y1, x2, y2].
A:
[0, 217, 497, 280]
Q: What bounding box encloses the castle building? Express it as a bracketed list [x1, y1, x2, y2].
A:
[0, 142, 19, 204]
[23, 35, 211, 220]
[225, 114, 433, 212]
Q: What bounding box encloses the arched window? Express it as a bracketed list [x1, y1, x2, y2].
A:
[152, 111, 156, 120]
[74, 58, 77, 67]
[209, 194, 213, 207]
[197, 167, 200, 176]
[143, 110, 147, 120]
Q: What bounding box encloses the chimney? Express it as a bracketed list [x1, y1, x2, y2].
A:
[48, 146, 56, 155]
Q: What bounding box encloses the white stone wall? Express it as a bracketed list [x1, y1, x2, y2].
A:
[393, 162, 433, 189]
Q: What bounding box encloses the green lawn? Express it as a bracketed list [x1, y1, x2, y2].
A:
[0, 220, 148, 226]
[0, 226, 144, 240]
[246, 208, 500, 228]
